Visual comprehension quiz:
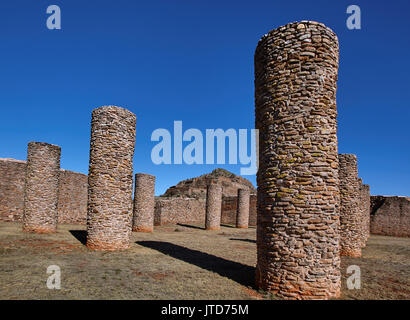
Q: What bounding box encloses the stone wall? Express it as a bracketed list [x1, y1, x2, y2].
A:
[57, 170, 88, 225]
[370, 196, 410, 237]
[0, 158, 87, 225]
[254, 21, 341, 299]
[0, 158, 26, 222]
[154, 198, 206, 225]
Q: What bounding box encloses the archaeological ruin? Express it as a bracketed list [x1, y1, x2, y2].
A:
[0, 19, 408, 301]
[86, 106, 137, 251]
[205, 182, 222, 231]
[132, 173, 156, 232]
[254, 21, 341, 299]
[339, 154, 362, 257]
[22, 142, 61, 234]
[236, 188, 250, 228]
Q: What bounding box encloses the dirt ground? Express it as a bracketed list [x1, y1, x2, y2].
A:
[0, 221, 409, 300]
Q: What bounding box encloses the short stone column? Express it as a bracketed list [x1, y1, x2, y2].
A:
[86, 106, 136, 251]
[236, 189, 250, 228]
[132, 173, 155, 232]
[339, 154, 362, 257]
[23, 142, 61, 233]
[205, 183, 222, 230]
[254, 21, 341, 299]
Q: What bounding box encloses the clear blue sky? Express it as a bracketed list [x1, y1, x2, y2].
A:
[0, 0, 409, 196]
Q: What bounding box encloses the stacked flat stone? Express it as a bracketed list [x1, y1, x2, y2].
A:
[205, 182, 222, 230]
[86, 106, 136, 251]
[236, 189, 250, 228]
[362, 184, 371, 241]
[360, 184, 370, 241]
[23, 142, 61, 233]
[132, 173, 155, 232]
[339, 154, 362, 257]
[358, 178, 367, 248]
[254, 21, 341, 299]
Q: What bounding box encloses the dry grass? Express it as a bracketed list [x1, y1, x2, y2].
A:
[0, 222, 409, 300]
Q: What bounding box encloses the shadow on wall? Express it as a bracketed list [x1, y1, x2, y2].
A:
[136, 241, 255, 288]
[70, 230, 87, 245]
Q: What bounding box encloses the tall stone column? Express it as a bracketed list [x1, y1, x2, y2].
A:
[339, 154, 362, 257]
[132, 173, 155, 232]
[23, 142, 61, 233]
[358, 178, 367, 248]
[255, 21, 341, 299]
[236, 189, 250, 228]
[205, 182, 222, 230]
[362, 184, 371, 241]
[86, 106, 136, 251]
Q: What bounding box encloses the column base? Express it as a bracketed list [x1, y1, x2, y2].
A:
[86, 239, 130, 251]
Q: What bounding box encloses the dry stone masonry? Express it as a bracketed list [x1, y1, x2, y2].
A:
[23, 142, 61, 233]
[339, 154, 362, 257]
[358, 179, 370, 248]
[254, 21, 341, 299]
[86, 106, 136, 251]
[370, 196, 410, 237]
[132, 173, 155, 232]
[236, 189, 250, 228]
[362, 184, 371, 241]
[205, 182, 222, 230]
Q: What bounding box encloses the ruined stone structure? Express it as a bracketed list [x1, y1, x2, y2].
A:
[86, 106, 136, 251]
[371, 196, 410, 237]
[23, 142, 61, 233]
[0, 158, 88, 224]
[132, 173, 155, 232]
[254, 21, 341, 299]
[163, 168, 255, 199]
[236, 189, 250, 228]
[339, 154, 362, 257]
[205, 183, 222, 230]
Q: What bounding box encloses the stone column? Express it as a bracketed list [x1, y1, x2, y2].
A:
[236, 189, 250, 228]
[339, 154, 362, 257]
[86, 106, 136, 251]
[358, 178, 367, 248]
[254, 21, 341, 299]
[362, 184, 371, 241]
[132, 173, 155, 232]
[23, 142, 61, 233]
[205, 183, 222, 230]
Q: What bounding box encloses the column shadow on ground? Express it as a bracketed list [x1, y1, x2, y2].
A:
[176, 223, 204, 230]
[229, 238, 256, 244]
[69, 230, 87, 245]
[136, 240, 255, 287]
